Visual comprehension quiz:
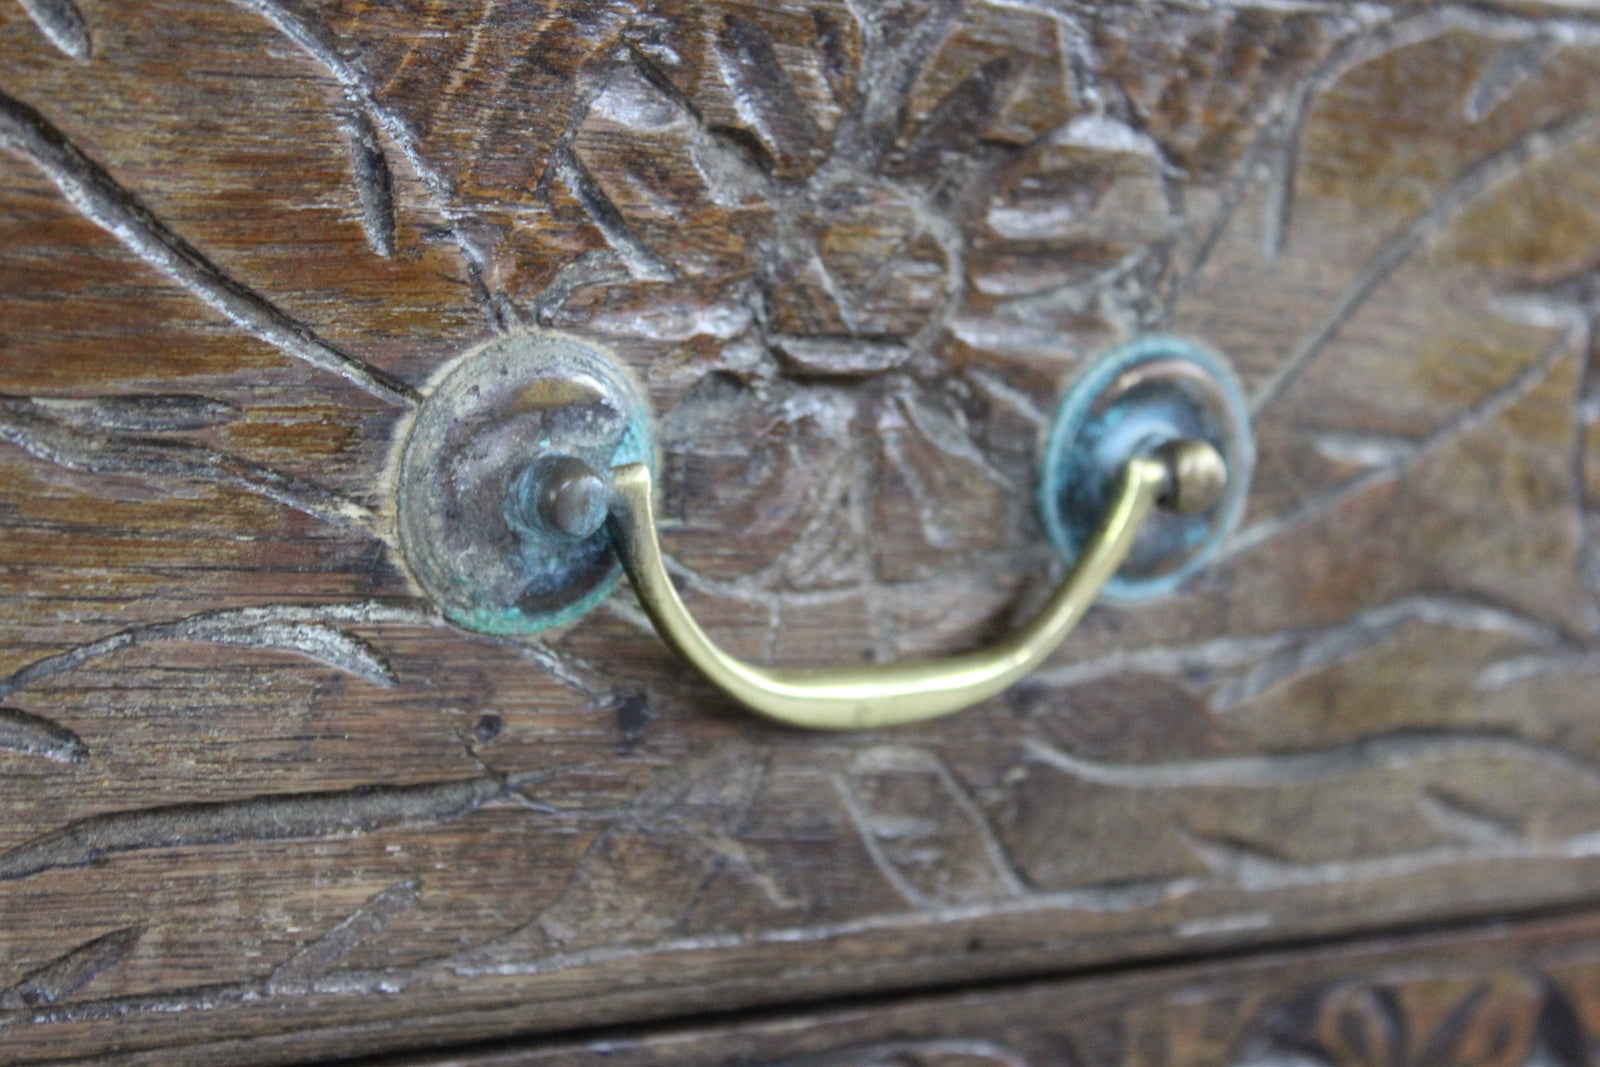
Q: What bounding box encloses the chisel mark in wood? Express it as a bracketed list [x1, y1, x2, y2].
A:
[269, 880, 420, 991]
[15, 0, 90, 60]
[0, 603, 423, 700]
[30, 394, 239, 434]
[0, 777, 509, 881]
[338, 101, 397, 258]
[0, 706, 86, 763]
[0, 927, 141, 1009]
[0, 89, 418, 406]
[0, 393, 381, 535]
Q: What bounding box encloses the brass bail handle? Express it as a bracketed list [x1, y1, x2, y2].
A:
[599, 439, 1228, 731]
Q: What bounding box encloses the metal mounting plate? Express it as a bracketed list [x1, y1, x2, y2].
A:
[1039, 336, 1253, 600]
[395, 331, 652, 635]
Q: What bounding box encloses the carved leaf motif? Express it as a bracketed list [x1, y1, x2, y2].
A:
[1233, 971, 1588, 1067]
[977, 12, 1600, 899]
[515, 748, 787, 950]
[835, 746, 1025, 906]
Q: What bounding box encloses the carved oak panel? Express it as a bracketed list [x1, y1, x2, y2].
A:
[3, 0, 1600, 1062]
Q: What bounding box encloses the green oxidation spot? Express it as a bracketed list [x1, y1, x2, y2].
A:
[1039, 336, 1252, 601]
[395, 331, 653, 635]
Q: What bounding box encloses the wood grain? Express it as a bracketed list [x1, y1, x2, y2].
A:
[3, 0, 1600, 1062]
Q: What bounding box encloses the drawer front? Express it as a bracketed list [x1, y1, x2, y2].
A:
[415, 911, 1600, 1067]
[3, 0, 1600, 1062]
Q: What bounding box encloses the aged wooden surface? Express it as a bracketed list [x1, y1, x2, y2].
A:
[405, 909, 1600, 1067]
[4, 0, 1600, 1062]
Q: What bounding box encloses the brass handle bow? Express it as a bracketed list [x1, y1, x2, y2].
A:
[604, 439, 1226, 731]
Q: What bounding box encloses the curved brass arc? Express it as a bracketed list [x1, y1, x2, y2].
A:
[607, 449, 1186, 731]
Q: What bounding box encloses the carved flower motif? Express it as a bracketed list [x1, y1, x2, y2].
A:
[521, 2, 1191, 650]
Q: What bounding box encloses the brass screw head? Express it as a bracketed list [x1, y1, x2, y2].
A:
[509, 454, 610, 541]
[1154, 438, 1228, 516]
